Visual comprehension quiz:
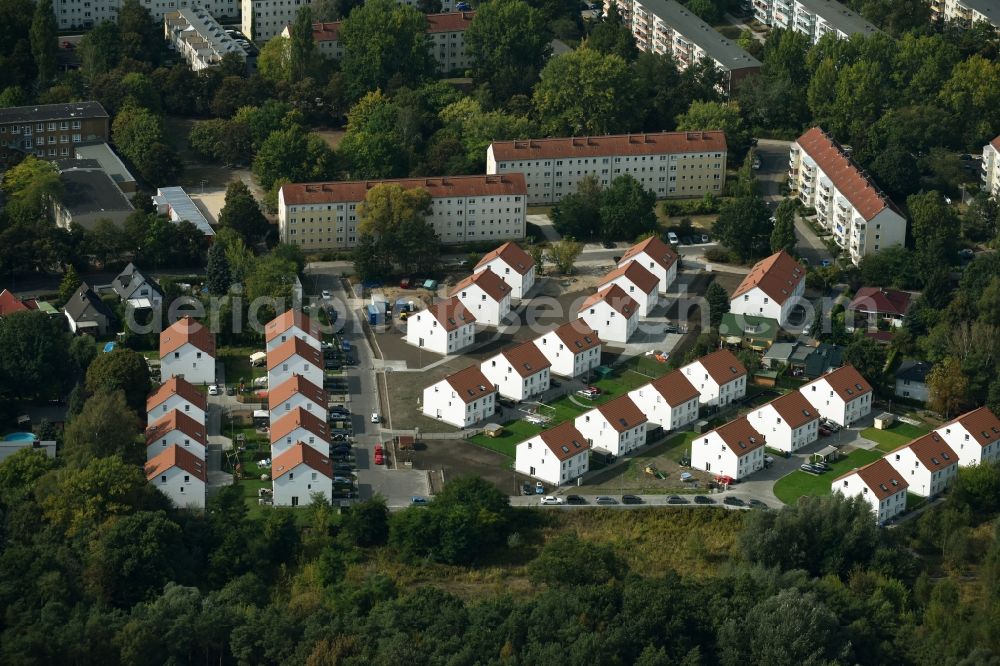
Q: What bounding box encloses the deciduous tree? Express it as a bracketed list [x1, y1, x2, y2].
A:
[465, 0, 551, 104]
[547, 237, 583, 274]
[769, 199, 797, 254]
[84, 348, 151, 414]
[29, 0, 57, 84]
[218, 181, 270, 246]
[63, 390, 142, 465]
[927, 357, 968, 418]
[705, 281, 729, 328]
[532, 48, 636, 136]
[598, 175, 657, 244]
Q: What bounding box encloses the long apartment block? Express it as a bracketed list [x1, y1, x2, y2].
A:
[285, 12, 474, 72]
[0, 102, 109, 169]
[752, 0, 879, 43]
[789, 127, 906, 266]
[983, 135, 1000, 198]
[54, 0, 240, 31]
[929, 0, 1000, 29]
[278, 174, 527, 250]
[607, 0, 760, 93]
[165, 8, 247, 71]
[486, 131, 727, 205]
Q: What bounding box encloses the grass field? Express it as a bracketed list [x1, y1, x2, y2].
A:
[583, 432, 704, 495]
[861, 421, 931, 453]
[772, 448, 883, 505]
[219, 345, 267, 387]
[468, 420, 545, 458]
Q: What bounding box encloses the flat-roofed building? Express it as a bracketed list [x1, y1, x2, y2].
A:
[53, 162, 135, 230]
[0, 102, 109, 169]
[152, 186, 216, 237]
[74, 143, 136, 193]
[487, 131, 727, 205]
[278, 175, 526, 251]
[753, 0, 879, 43]
[930, 0, 1000, 28]
[165, 7, 247, 71]
[54, 0, 241, 31]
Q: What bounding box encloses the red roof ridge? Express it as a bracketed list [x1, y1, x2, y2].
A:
[595, 395, 647, 432]
[146, 377, 207, 412]
[620, 236, 678, 272]
[443, 365, 496, 404]
[145, 410, 207, 446]
[474, 241, 534, 275]
[267, 336, 323, 371]
[692, 349, 747, 384]
[268, 374, 327, 409]
[499, 340, 551, 377]
[548, 319, 601, 352]
[425, 296, 477, 331]
[834, 457, 908, 499]
[281, 173, 527, 205]
[490, 131, 727, 161]
[272, 442, 334, 480]
[731, 250, 805, 304]
[648, 369, 700, 406]
[450, 268, 512, 302]
[270, 407, 329, 443]
[537, 421, 590, 461]
[710, 416, 765, 456]
[265, 309, 319, 343]
[941, 406, 1000, 448]
[891, 431, 957, 470]
[145, 444, 207, 482]
[599, 260, 659, 295]
[765, 391, 818, 429]
[580, 284, 639, 318]
[160, 316, 216, 357]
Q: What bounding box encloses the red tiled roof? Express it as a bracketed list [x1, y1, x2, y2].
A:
[942, 406, 1000, 449]
[311, 21, 341, 41]
[648, 369, 700, 407]
[265, 309, 320, 343]
[426, 11, 475, 31]
[500, 340, 551, 377]
[272, 442, 334, 480]
[267, 336, 323, 371]
[848, 287, 912, 317]
[599, 260, 659, 295]
[281, 174, 526, 205]
[450, 268, 512, 302]
[795, 127, 895, 221]
[160, 316, 215, 356]
[270, 407, 329, 444]
[619, 236, 678, 273]
[595, 395, 647, 432]
[731, 250, 805, 305]
[537, 421, 590, 461]
[766, 391, 818, 429]
[146, 377, 207, 413]
[813, 365, 872, 401]
[490, 131, 727, 161]
[425, 296, 476, 331]
[835, 458, 908, 500]
[709, 416, 765, 456]
[0, 289, 30, 316]
[145, 444, 206, 482]
[548, 319, 601, 353]
[893, 432, 957, 472]
[580, 284, 639, 318]
[475, 241, 534, 275]
[695, 349, 747, 385]
[268, 374, 327, 410]
[443, 365, 496, 404]
[145, 410, 207, 447]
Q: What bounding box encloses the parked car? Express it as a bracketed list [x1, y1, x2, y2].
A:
[321, 289, 331, 299]
[576, 387, 601, 399]
[666, 495, 689, 505]
[370, 412, 380, 424]
[748, 499, 770, 510]
[521, 483, 533, 496]
[540, 495, 564, 505]
[325, 359, 341, 370]
[700, 234, 710, 243]
[410, 496, 429, 506]
[723, 496, 746, 507]
[693, 495, 715, 505]
[226, 386, 236, 396]
[334, 463, 353, 473]
[667, 232, 679, 244]
[622, 494, 643, 504]
[566, 495, 586, 505]
[819, 426, 832, 437]
[595, 495, 618, 505]
[208, 384, 220, 396]
[800, 463, 823, 474]
[812, 460, 830, 471]
[664, 324, 680, 334]
[751, 156, 761, 169]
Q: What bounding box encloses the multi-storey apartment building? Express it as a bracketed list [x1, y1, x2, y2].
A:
[789, 127, 907, 265]
[752, 0, 878, 43]
[487, 131, 727, 205]
[53, 0, 240, 31]
[0, 102, 109, 169]
[243, 0, 313, 42]
[929, 0, 1000, 28]
[608, 0, 761, 93]
[294, 12, 473, 72]
[278, 175, 526, 251]
[983, 135, 1000, 198]
[165, 8, 247, 71]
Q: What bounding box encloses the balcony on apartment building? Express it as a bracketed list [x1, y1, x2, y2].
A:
[774, 0, 790, 10]
[818, 178, 833, 198]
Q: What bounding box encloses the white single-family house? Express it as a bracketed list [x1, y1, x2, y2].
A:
[681, 349, 748, 407]
[159, 316, 216, 384]
[271, 442, 334, 507]
[268, 374, 328, 418]
[691, 416, 766, 480]
[933, 406, 1000, 467]
[145, 410, 207, 461]
[269, 407, 331, 457]
[799, 365, 872, 426]
[628, 369, 700, 431]
[833, 458, 908, 524]
[578, 284, 640, 344]
[728, 250, 806, 326]
[449, 268, 512, 326]
[404, 296, 477, 355]
[265, 309, 321, 352]
[145, 444, 206, 509]
[746, 391, 820, 453]
[474, 241, 536, 299]
[618, 236, 679, 294]
[515, 420, 590, 487]
[480, 340, 551, 402]
[146, 377, 207, 426]
[598, 260, 659, 316]
[894, 359, 931, 403]
[889, 432, 958, 498]
[267, 336, 324, 389]
[533, 319, 602, 378]
[574, 395, 648, 457]
[421, 365, 497, 428]
[111, 263, 162, 310]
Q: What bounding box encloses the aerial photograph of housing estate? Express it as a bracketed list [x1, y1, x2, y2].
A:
[0, 0, 999, 661]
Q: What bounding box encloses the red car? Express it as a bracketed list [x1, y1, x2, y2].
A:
[374, 443, 384, 465]
[819, 426, 832, 437]
[61, 40, 75, 49]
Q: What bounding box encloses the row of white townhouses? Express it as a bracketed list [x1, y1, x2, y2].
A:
[751, 0, 878, 44]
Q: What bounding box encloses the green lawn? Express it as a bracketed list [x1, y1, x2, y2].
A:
[467, 420, 545, 458]
[860, 422, 931, 453]
[772, 448, 884, 505]
[219, 345, 267, 387]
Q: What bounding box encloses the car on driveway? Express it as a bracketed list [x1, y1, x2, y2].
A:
[410, 496, 429, 506]
[667, 231, 679, 244]
[666, 495, 689, 505]
[595, 495, 618, 505]
[693, 495, 715, 505]
[226, 386, 236, 396]
[370, 412, 380, 424]
[540, 495, 564, 505]
[748, 499, 770, 510]
[208, 384, 220, 396]
[321, 290, 331, 299]
[800, 463, 824, 474]
[622, 494, 643, 504]
[566, 495, 586, 505]
[818, 426, 832, 437]
[701, 234, 710, 244]
[723, 496, 746, 507]
[576, 386, 602, 399]
[521, 483, 533, 496]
